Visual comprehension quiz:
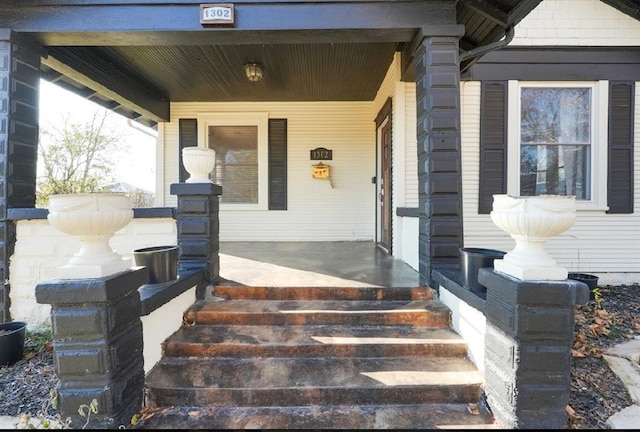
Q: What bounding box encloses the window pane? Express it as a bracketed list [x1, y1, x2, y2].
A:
[520, 86, 592, 200]
[520, 145, 590, 199]
[208, 125, 258, 203]
[521, 88, 591, 144]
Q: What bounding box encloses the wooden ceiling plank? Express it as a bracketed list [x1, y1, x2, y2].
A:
[459, 0, 509, 28]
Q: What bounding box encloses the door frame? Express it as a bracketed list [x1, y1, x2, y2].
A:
[375, 98, 393, 253]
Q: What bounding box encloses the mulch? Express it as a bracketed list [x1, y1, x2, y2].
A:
[567, 283, 640, 429]
[1, 283, 638, 429]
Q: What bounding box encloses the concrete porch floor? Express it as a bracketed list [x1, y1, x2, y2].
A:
[218, 241, 421, 288]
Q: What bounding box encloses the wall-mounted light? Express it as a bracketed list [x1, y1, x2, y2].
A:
[244, 63, 263, 82]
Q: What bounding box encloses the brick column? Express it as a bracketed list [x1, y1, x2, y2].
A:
[479, 268, 590, 428]
[170, 183, 221, 298]
[0, 29, 41, 322]
[35, 269, 148, 428]
[414, 27, 465, 286]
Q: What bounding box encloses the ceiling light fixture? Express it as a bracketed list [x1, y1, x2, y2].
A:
[244, 63, 263, 82]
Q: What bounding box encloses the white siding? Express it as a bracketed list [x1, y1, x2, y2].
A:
[403, 83, 418, 208]
[166, 101, 376, 241]
[459, 0, 640, 283]
[512, 0, 640, 46]
[460, 82, 640, 284]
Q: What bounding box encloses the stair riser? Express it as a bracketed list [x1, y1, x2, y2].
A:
[189, 312, 451, 327]
[213, 286, 434, 301]
[147, 385, 482, 408]
[163, 343, 468, 358]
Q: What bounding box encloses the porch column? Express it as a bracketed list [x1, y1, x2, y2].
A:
[170, 182, 221, 299]
[0, 30, 41, 322]
[414, 27, 465, 286]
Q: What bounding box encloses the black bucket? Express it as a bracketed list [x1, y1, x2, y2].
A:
[459, 247, 506, 293]
[133, 245, 178, 284]
[568, 273, 599, 300]
[0, 321, 27, 366]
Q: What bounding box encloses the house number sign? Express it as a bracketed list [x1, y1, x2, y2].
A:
[200, 4, 235, 25]
[310, 147, 332, 160]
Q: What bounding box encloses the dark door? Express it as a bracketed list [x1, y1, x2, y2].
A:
[377, 118, 392, 252]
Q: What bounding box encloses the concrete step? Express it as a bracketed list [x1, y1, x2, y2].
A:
[145, 356, 484, 407]
[142, 284, 491, 429]
[132, 403, 498, 429]
[213, 285, 435, 301]
[184, 299, 451, 327]
[163, 324, 468, 358]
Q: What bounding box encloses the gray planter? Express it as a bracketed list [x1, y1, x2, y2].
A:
[133, 245, 178, 284]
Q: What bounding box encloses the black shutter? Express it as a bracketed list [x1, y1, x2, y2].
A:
[268, 119, 288, 210]
[478, 81, 508, 214]
[607, 82, 634, 214]
[178, 119, 198, 183]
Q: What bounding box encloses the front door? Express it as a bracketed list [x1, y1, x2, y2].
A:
[376, 111, 392, 253]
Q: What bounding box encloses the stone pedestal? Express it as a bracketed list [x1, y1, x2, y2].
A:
[479, 268, 590, 428]
[35, 269, 147, 429]
[170, 183, 222, 298]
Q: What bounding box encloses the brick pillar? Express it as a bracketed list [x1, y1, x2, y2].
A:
[479, 268, 590, 428]
[35, 269, 148, 429]
[170, 182, 221, 298]
[0, 29, 41, 322]
[414, 27, 465, 286]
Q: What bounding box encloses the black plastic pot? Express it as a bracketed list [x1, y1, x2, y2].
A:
[568, 273, 599, 300]
[133, 245, 178, 284]
[0, 321, 27, 366]
[459, 247, 506, 293]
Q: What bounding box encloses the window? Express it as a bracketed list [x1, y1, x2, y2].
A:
[507, 81, 608, 210]
[197, 113, 269, 209]
[209, 125, 258, 203]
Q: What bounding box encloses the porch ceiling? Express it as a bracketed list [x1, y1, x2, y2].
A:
[7, 0, 637, 129]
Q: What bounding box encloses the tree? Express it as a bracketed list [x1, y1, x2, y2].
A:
[36, 110, 125, 207]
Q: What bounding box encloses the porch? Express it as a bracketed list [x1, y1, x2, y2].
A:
[218, 241, 420, 288]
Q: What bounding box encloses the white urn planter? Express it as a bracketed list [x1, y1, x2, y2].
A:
[182, 147, 216, 183]
[47, 193, 134, 279]
[490, 194, 576, 281]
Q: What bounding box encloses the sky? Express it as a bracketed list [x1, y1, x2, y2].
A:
[38, 80, 157, 192]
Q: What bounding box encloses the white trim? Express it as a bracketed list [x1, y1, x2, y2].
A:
[393, 82, 407, 258]
[196, 112, 269, 210]
[507, 80, 609, 211]
[156, 122, 166, 206]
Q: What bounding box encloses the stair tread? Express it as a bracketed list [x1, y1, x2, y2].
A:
[191, 299, 449, 314]
[186, 299, 451, 327]
[167, 324, 466, 346]
[213, 285, 435, 301]
[147, 356, 483, 389]
[132, 403, 498, 430]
